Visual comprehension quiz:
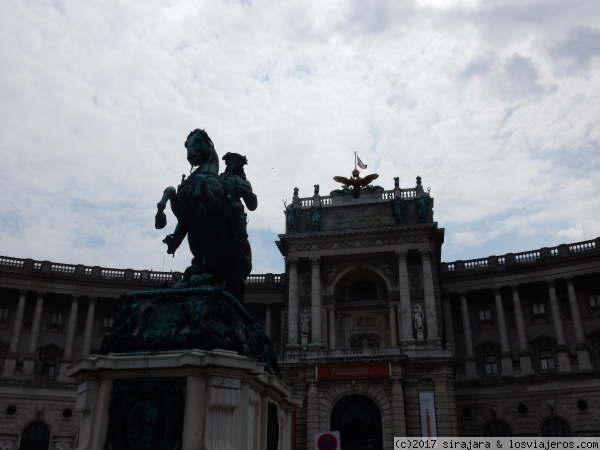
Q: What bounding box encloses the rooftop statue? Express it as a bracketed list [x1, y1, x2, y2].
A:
[331, 168, 382, 198]
[154, 129, 256, 303]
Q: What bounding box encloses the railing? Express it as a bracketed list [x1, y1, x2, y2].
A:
[296, 187, 420, 208]
[442, 238, 599, 273]
[0, 255, 285, 286]
[277, 346, 403, 362]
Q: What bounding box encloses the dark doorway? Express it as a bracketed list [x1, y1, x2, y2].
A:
[330, 394, 383, 450]
[19, 422, 50, 450]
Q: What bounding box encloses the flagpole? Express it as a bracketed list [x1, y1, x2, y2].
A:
[354, 151, 357, 170]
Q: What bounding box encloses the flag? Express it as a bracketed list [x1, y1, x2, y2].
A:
[357, 155, 367, 169]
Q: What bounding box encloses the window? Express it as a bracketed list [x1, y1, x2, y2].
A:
[540, 350, 555, 371]
[532, 302, 546, 316]
[18, 422, 50, 450]
[590, 295, 600, 309]
[0, 307, 9, 320]
[478, 309, 491, 322]
[40, 357, 57, 380]
[541, 418, 572, 437]
[483, 355, 499, 374]
[50, 312, 63, 325]
[102, 316, 115, 329]
[483, 421, 512, 437]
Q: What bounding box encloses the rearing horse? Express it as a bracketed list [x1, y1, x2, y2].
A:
[155, 129, 248, 300]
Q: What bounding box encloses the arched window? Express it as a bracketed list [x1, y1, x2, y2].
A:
[19, 422, 50, 450]
[483, 420, 512, 437]
[541, 418, 572, 437]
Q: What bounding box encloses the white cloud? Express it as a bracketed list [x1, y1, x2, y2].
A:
[1, 0, 599, 274]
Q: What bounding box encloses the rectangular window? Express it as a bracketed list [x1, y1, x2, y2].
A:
[0, 307, 9, 321]
[50, 312, 63, 325]
[484, 355, 499, 374]
[478, 309, 491, 322]
[540, 350, 555, 371]
[102, 316, 115, 328]
[532, 302, 546, 316]
[41, 357, 57, 378]
[590, 295, 600, 309]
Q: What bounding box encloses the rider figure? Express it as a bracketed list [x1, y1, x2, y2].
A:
[219, 152, 257, 266]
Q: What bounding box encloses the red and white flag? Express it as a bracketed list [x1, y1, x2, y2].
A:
[356, 154, 367, 169]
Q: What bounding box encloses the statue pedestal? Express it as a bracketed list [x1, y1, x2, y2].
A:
[69, 349, 299, 450]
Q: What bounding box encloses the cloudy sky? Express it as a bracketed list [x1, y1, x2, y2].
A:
[1, 0, 599, 275]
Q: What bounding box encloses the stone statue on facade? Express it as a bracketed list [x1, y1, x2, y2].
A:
[309, 205, 321, 232]
[416, 193, 430, 223]
[390, 196, 405, 224]
[413, 303, 425, 331]
[283, 200, 301, 233]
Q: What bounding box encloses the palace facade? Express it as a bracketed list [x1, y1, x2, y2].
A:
[1, 175, 600, 450]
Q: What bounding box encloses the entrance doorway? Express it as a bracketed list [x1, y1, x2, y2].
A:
[330, 394, 383, 450]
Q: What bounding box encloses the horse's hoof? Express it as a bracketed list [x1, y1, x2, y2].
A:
[155, 212, 167, 229]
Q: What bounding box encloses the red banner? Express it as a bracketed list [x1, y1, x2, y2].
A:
[317, 363, 390, 379]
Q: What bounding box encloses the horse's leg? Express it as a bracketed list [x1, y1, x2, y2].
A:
[155, 186, 176, 229]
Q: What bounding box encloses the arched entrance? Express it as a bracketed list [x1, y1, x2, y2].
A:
[330, 394, 383, 450]
[19, 422, 50, 450]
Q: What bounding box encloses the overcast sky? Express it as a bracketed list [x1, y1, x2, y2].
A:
[1, 0, 599, 275]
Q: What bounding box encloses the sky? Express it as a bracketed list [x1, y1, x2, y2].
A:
[1, 0, 599, 275]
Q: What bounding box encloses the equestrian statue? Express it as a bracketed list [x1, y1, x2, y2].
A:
[154, 129, 257, 303]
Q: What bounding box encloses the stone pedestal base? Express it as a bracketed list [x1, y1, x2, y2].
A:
[69, 349, 300, 450]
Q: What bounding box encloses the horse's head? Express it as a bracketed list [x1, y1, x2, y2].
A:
[185, 129, 219, 175]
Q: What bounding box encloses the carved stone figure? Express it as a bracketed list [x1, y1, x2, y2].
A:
[394, 177, 400, 188]
[284, 202, 301, 232]
[416, 193, 430, 223]
[390, 196, 405, 224]
[299, 310, 310, 336]
[309, 205, 321, 232]
[413, 303, 425, 331]
[154, 129, 256, 302]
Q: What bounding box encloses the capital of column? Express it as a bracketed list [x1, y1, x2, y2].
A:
[395, 250, 408, 261]
[286, 257, 298, 268]
[310, 256, 321, 266]
[419, 249, 432, 260]
[545, 278, 556, 286]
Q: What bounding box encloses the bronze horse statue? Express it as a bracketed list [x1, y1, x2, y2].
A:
[154, 129, 256, 302]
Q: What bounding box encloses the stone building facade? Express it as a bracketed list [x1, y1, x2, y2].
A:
[1, 176, 600, 449]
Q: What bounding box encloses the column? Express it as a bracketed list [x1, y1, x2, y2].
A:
[310, 257, 323, 347]
[511, 286, 533, 376]
[265, 304, 272, 339]
[82, 297, 96, 358]
[566, 278, 592, 371]
[388, 304, 398, 347]
[3, 290, 27, 377]
[391, 378, 407, 437]
[328, 308, 336, 349]
[421, 250, 439, 340]
[59, 296, 80, 381]
[493, 288, 513, 376]
[286, 258, 299, 349]
[460, 292, 477, 379]
[23, 292, 45, 376]
[397, 250, 412, 341]
[306, 381, 319, 446]
[547, 279, 571, 372]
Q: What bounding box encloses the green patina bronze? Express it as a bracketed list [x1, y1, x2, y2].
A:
[100, 128, 279, 377]
[154, 129, 256, 303]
